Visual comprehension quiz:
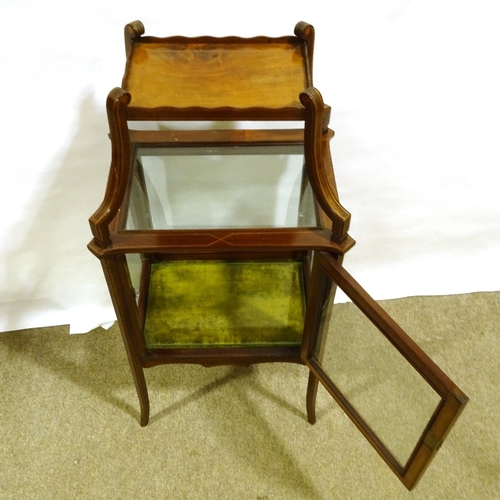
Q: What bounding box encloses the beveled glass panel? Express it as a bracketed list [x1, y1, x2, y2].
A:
[144, 260, 306, 348]
[315, 295, 442, 467]
[125, 144, 318, 230]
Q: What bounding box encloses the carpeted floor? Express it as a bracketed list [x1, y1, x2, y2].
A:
[1, 291, 499, 499]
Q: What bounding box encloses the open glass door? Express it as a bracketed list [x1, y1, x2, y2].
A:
[301, 252, 468, 490]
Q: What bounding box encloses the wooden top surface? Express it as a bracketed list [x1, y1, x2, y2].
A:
[123, 39, 308, 110]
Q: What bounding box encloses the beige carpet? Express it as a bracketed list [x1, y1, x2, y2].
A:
[1, 291, 499, 499]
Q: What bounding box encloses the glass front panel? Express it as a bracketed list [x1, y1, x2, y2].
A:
[315, 292, 442, 467]
[144, 259, 306, 348]
[125, 145, 318, 230]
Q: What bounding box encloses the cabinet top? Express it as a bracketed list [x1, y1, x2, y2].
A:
[120, 21, 315, 119]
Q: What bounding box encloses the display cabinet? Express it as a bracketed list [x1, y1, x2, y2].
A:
[88, 21, 468, 490]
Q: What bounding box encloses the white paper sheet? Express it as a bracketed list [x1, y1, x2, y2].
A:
[1, 0, 499, 333]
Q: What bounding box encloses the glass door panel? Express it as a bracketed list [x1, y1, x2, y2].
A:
[302, 252, 468, 490]
[316, 297, 442, 467]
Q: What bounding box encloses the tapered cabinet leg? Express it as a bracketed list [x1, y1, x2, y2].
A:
[129, 358, 150, 426]
[306, 370, 319, 424]
[138, 388, 150, 427]
[116, 326, 150, 426]
[99, 255, 150, 425]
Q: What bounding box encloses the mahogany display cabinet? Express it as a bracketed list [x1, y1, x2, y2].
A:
[88, 21, 468, 490]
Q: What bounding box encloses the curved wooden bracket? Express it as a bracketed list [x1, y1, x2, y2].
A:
[89, 88, 131, 250]
[300, 87, 351, 244]
[124, 20, 145, 59]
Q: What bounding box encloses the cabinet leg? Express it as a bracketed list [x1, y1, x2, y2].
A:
[116, 324, 150, 426]
[306, 370, 319, 425]
[130, 361, 150, 426]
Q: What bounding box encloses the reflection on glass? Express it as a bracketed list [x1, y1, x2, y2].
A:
[315, 295, 442, 467]
[125, 145, 318, 230]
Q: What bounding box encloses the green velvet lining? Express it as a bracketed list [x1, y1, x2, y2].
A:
[144, 260, 305, 348]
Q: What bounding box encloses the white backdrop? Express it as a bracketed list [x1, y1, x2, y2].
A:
[1, 0, 498, 333]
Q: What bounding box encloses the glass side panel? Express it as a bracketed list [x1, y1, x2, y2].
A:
[125, 253, 142, 304]
[144, 260, 305, 348]
[125, 144, 318, 230]
[314, 289, 442, 468]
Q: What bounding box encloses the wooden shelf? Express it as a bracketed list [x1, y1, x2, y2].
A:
[143, 259, 306, 348]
